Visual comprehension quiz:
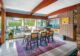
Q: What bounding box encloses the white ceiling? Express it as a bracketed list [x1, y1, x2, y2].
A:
[3, 0, 80, 16]
[35, 0, 80, 15]
[3, 0, 43, 12]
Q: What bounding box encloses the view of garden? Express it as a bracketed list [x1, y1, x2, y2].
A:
[8, 18, 36, 27]
[4, 17, 47, 39]
[0, 17, 47, 39]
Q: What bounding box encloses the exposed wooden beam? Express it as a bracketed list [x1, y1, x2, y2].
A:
[0, 0, 6, 44]
[46, 3, 80, 16]
[0, 0, 3, 9]
[5, 12, 48, 19]
[0, 0, 4, 14]
[0, 3, 1, 9]
[1, 8, 6, 44]
[31, 0, 57, 14]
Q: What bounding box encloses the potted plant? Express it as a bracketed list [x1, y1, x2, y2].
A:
[9, 30, 14, 40]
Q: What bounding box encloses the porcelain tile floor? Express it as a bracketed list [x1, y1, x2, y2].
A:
[0, 39, 77, 56]
[39, 41, 77, 56]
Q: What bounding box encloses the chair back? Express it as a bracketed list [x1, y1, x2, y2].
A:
[31, 33, 38, 40]
[41, 32, 47, 37]
[33, 30, 40, 33]
[47, 31, 54, 36]
[49, 31, 54, 36]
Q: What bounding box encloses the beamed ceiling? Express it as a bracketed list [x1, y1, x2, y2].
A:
[2, 0, 80, 19]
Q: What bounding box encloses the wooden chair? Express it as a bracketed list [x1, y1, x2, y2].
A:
[25, 35, 31, 50]
[23, 35, 30, 44]
[30, 33, 39, 50]
[22, 35, 30, 50]
[40, 32, 48, 46]
[47, 31, 54, 43]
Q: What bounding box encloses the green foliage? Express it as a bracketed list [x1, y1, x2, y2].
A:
[9, 20, 22, 27]
[0, 18, 46, 29]
[24, 19, 35, 26]
[9, 30, 14, 36]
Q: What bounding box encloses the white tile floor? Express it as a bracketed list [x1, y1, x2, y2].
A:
[0, 40, 18, 56]
[0, 39, 77, 56]
[39, 41, 77, 56]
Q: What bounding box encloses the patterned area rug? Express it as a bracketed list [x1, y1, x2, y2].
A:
[16, 40, 65, 56]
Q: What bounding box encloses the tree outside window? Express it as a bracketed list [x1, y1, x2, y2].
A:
[24, 19, 35, 26]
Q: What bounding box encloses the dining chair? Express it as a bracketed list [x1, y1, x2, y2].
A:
[30, 33, 39, 50]
[25, 35, 31, 50]
[22, 35, 26, 44]
[22, 35, 30, 50]
[40, 32, 48, 46]
[47, 31, 54, 43]
[33, 30, 40, 33]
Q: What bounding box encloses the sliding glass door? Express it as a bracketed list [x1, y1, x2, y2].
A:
[36, 19, 47, 29]
[24, 19, 36, 32]
[5, 17, 47, 39]
[24, 19, 47, 31]
[6, 17, 23, 39]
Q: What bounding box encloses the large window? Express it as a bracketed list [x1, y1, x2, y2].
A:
[8, 17, 22, 27]
[50, 18, 60, 29]
[6, 17, 23, 39]
[36, 19, 47, 29]
[24, 19, 35, 26]
[41, 20, 47, 28]
[24, 19, 47, 30]
[6, 17, 47, 39]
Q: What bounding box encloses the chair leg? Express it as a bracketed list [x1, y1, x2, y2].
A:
[40, 38, 42, 46]
[26, 41, 28, 50]
[47, 36, 50, 43]
[39, 38, 41, 46]
[37, 39, 38, 47]
[22, 39, 25, 44]
[52, 36, 54, 42]
[26, 39, 30, 50]
[40, 37, 44, 46]
[45, 37, 47, 46]
[49, 36, 53, 43]
[30, 41, 32, 50]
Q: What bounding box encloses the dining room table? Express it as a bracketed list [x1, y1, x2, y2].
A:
[14, 29, 48, 40]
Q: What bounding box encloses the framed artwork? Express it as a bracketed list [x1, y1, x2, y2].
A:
[61, 17, 69, 25]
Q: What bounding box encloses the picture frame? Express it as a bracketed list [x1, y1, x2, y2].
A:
[61, 17, 70, 25]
